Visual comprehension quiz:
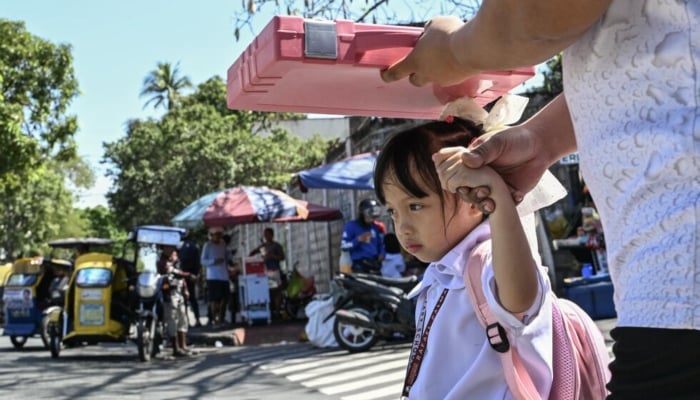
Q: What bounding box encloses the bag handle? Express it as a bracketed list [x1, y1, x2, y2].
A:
[352, 30, 421, 53]
[463, 241, 541, 400]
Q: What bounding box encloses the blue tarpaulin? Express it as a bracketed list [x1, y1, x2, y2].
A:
[297, 152, 378, 191]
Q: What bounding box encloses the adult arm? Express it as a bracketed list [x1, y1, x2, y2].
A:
[200, 243, 215, 269]
[340, 223, 359, 252]
[382, 0, 612, 86]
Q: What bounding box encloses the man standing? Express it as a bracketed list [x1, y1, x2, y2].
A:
[200, 226, 231, 327]
[178, 230, 202, 327]
[341, 198, 385, 273]
[249, 227, 285, 318]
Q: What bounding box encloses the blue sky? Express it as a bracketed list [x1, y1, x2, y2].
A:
[2, 1, 544, 208]
[1, 0, 275, 207]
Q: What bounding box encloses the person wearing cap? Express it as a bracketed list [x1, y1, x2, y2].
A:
[340, 198, 386, 273]
[200, 226, 231, 327]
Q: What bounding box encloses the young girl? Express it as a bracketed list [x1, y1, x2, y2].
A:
[373, 118, 554, 399]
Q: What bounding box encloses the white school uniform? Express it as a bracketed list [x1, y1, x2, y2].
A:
[405, 222, 554, 399]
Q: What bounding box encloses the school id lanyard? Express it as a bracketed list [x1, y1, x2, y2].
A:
[401, 288, 449, 399]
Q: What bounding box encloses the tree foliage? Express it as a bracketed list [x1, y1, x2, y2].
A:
[104, 76, 331, 229]
[0, 20, 80, 177]
[0, 19, 92, 258]
[140, 61, 193, 111]
[233, 0, 481, 40]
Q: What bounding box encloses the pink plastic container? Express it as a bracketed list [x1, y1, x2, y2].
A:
[227, 16, 535, 119]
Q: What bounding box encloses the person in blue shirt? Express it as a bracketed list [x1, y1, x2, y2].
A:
[341, 198, 385, 273]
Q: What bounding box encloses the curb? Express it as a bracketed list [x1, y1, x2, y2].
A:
[187, 320, 308, 347]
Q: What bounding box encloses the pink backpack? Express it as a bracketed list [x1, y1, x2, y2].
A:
[464, 242, 611, 400]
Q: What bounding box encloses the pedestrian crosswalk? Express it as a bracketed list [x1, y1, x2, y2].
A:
[229, 339, 614, 400]
[230, 341, 412, 400]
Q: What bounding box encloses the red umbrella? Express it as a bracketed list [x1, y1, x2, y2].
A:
[272, 200, 343, 222]
[171, 186, 342, 228]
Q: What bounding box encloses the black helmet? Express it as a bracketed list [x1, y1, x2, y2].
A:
[359, 198, 381, 220]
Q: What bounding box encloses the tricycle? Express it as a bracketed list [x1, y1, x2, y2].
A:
[2, 244, 74, 350]
[45, 237, 139, 358]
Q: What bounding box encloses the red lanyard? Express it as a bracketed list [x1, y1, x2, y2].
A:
[402, 288, 449, 398]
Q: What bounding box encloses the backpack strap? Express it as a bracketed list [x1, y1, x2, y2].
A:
[463, 241, 541, 400]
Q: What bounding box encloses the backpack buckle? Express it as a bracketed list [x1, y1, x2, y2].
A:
[486, 322, 510, 353]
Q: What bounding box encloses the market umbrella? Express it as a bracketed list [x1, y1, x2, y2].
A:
[171, 186, 341, 228]
[272, 200, 343, 222]
[297, 151, 378, 191]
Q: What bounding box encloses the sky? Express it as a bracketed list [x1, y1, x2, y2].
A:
[1, 0, 277, 207]
[1, 1, 544, 208]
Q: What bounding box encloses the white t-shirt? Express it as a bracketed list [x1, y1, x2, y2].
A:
[563, 0, 700, 329]
[405, 223, 553, 399]
[381, 253, 406, 278]
[200, 241, 230, 281]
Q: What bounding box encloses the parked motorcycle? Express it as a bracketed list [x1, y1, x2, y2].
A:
[135, 269, 165, 362]
[327, 273, 419, 353]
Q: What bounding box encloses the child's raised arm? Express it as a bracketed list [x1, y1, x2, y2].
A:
[434, 147, 538, 313]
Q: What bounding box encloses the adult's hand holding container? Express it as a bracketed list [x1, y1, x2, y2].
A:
[226, 16, 535, 119]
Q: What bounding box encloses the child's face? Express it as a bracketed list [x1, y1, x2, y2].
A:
[382, 177, 482, 263]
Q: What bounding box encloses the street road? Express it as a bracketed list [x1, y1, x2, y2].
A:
[0, 319, 615, 400]
[0, 335, 412, 400]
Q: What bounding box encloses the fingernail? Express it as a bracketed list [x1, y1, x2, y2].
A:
[457, 187, 468, 195]
[482, 203, 494, 213]
[476, 188, 488, 199]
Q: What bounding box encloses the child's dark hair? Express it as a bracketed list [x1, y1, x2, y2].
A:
[373, 118, 484, 208]
[383, 232, 402, 254]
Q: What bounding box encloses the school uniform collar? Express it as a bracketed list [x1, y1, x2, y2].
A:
[408, 221, 491, 299]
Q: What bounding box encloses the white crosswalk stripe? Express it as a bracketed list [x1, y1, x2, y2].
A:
[231, 342, 411, 400]
[229, 340, 614, 400]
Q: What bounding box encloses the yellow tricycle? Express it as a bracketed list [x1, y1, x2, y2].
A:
[46, 238, 139, 358]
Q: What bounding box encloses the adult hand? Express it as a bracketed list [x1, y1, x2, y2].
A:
[465, 126, 550, 204]
[434, 126, 549, 212]
[380, 16, 478, 87]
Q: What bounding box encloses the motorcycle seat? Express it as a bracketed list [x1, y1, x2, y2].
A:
[353, 273, 418, 293]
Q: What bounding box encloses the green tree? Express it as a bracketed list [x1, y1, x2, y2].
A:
[0, 19, 80, 181]
[140, 61, 192, 111]
[105, 77, 330, 229]
[81, 205, 124, 241]
[0, 19, 85, 258]
[0, 163, 78, 258]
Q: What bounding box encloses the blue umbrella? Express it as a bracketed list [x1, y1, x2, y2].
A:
[297, 152, 378, 191]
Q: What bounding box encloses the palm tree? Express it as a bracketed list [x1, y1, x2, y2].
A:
[140, 62, 192, 111]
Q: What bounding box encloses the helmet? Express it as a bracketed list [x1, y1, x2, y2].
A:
[359, 198, 381, 220]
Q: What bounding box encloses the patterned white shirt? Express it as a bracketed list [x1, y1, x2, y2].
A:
[563, 0, 700, 329]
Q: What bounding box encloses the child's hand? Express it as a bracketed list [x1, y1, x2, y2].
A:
[433, 146, 509, 211]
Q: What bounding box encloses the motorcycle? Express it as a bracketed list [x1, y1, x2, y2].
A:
[129, 225, 187, 361]
[135, 269, 165, 362]
[326, 273, 419, 353]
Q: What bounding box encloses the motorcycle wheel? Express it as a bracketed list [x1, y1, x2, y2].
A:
[333, 307, 378, 353]
[40, 315, 51, 349]
[10, 335, 27, 349]
[136, 317, 153, 362]
[49, 327, 61, 358]
[151, 321, 163, 358]
[284, 298, 300, 320]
